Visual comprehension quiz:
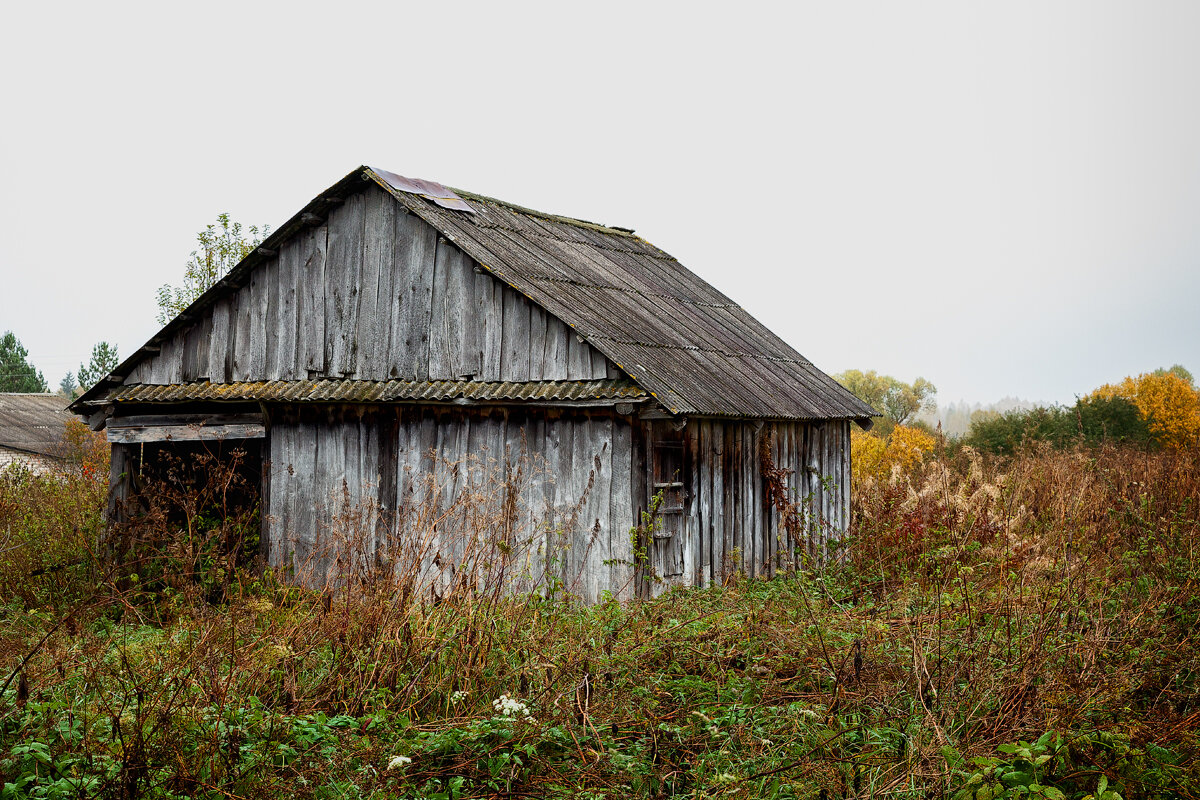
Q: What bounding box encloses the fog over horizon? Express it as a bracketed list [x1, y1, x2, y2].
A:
[3, 2, 1198, 409]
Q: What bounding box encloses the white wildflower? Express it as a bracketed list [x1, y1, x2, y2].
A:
[387, 755, 412, 771]
[451, 690, 469, 704]
[492, 693, 533, 719]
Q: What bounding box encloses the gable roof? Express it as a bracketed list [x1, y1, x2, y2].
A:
[0, 393, 68, 458]
[74, 166, 875, 422]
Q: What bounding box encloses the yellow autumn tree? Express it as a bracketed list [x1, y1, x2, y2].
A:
[851, 424, 937, 489]
[1089, 372, 1200, 449]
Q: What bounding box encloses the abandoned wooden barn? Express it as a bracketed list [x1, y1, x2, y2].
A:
[71, 166, 875, 601]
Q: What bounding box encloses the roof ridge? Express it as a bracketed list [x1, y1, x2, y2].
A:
[449, 187, 641, 239]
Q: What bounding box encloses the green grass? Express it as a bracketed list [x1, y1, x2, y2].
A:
[1, 443, 1198, 799]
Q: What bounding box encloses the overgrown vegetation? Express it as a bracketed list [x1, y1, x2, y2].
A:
[1, 427, 1197, 798]
[965, 368, 1199, 455]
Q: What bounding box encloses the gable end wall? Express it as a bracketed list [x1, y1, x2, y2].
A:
[125, 184, 620, 386]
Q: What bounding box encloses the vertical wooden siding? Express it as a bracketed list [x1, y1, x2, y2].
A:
[641, 418, 849, 599]
[266, 405, 636, 604]
[126, 184, 616, 386]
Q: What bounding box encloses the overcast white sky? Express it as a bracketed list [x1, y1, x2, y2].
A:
[2, 2, 1198, 407]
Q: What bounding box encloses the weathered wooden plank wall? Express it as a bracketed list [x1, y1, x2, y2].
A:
[639, 418, 849, 599]
[126, 184, 616, 386]
[266, 405, 636, 604]
[264, 408, 847, 602]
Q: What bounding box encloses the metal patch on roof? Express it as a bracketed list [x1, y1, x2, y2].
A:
[371, 167, 475, 214]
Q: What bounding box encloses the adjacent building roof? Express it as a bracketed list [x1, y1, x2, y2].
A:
[74, 166, 876, 422]
[0, 393, 69, 458]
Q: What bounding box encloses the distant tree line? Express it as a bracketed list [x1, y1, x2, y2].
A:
[964, 366, 1198, 453]
[837, 365, 1198, 473]
[0, 331, 119, 398]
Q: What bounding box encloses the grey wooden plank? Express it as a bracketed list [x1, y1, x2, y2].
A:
[275, 240, 298, 380]
[541, 315, 568, 381]
[841, 422, 851, 543]
[208, 298, 230, 383]
[180, 319, 199, 382]
[232, 284, 252, 381]
[814, 422, 825, 561]
[226, 291, 242, 381]
[566, 329, 590, 379]
[501, 288, 532, 380]
[395, 212, 438, 380]
[820, 422, 830, 561]
[457, 410, 486, 588]
[630, 417, 648, 597]
[433, 242, 481, 379]
[263, 257, 281, 380]
[106, 443, 133, 524]
[308, 420, 332, 581]
[326, 193, 365, 377]
[688, 421, 702, 586]
[723, 423, 738, 580]
[609, 415, 634, 601]
[704, 420, 718, 586]
[564, 416, 592, 598]
[124, 359, 146, 386]
[807, 424, 819, 560]
[744, 424, 756, 577]
[416, 411, 439, 589]
[272, 420, 293, 572]
[352, 414, 374, 577]
[583, 416, 611, 604]
[527, 305, 547, 381]
[542, 412, 570, 593]
[524, 413, 548, 593]
[720, 422, 734, 579]
[264, 420, 282, 570]
[166, 332, 185, 384]
[375, 409, 399, 565]
[107, 423, 265, 444]
[149, 337, 172, 384]
[763, 423, 776, 575]
[780, 423, 793, 568]
[325, 414, 350, 585]
[820, 423, 830, 560]
[249, 262, 268, 379]
[476, 271, 503, 381]
[259, 416, 276, 565]
[350, 416, 367, 572]
[181, 314, 209, 381]
[364, 192, 396, 382]
[590, 347, 609, 380]
[797, 423, 809, 565]
[500, 410, 529, 592]
[432, 414, 457, 578]
[292, 421, 318, 581]
[144, 344, 163, 385]
[753, 423, 767, 576]
[301, 227, 328, 374]
[394, 411, 415, 532]
[357, 189, 390, 379]
[428, 241, 451, 380]
[286, 237, 304, 379]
